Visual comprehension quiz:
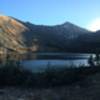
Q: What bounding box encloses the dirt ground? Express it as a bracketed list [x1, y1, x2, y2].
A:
[0, 73, 100, 100]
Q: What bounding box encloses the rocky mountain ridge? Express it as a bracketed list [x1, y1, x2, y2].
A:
[0, 15, 99, 54]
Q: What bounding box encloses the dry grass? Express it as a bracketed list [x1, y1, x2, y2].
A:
[0, 71, 100, 100]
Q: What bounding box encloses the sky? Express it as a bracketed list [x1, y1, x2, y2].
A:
[0, 0, 100, 31]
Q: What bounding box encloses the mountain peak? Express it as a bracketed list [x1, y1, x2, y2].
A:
[61, 22, 74, 27]
[62, 21, 73, 25]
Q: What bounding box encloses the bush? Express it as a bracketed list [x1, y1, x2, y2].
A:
[0, 59, 100, 88]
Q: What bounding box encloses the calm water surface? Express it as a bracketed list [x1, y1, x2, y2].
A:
[20, 53, 94, 72]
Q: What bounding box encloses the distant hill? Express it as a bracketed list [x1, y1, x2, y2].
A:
[0, 15, 100, 53]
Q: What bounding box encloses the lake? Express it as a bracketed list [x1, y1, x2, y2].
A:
[20, 53, 94, 72]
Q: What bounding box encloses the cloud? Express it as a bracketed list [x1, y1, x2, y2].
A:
[87, 18, 100, 32]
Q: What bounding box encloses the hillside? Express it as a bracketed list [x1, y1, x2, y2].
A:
[0, 16, 29, 53]
[0, 15, 100, 54]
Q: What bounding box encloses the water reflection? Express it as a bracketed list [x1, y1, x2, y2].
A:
[0, 52, 95, 72]
[20, 53, 94, 72]
[21, 59, 89, 72]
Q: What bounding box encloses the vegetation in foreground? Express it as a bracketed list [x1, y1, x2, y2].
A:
[0, 56, 100, 100]
[0, 58, 100, 88]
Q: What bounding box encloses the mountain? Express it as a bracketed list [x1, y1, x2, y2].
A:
[24, 21, 90, 52]
[0, 16, 29, 53]
[0, 15, 99, 54]
[72, 30, 100, 53]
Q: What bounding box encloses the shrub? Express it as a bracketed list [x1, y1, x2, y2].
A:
[0, 59, 100, 88]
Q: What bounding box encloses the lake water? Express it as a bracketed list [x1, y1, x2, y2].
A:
[20, 53, 94, 72]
